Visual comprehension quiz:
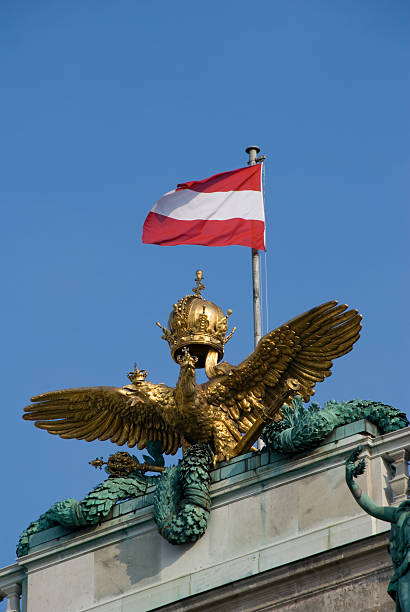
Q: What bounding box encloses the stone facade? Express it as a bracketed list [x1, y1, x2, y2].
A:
[157, 533, 393, 612]
[1, 422, 409, 612]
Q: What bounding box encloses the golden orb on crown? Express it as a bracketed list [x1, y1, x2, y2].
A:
[156, 270, 236, 368]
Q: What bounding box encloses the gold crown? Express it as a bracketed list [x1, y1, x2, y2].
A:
[127, 365, 148, 384]
[156, 270, 236, 368]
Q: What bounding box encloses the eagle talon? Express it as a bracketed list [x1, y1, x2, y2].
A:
[213, 449, 235, 466]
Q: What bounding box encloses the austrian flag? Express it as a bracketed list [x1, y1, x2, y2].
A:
[142, 164, 265, 250]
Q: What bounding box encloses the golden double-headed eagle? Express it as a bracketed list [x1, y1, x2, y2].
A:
[24, 271, 362, 463]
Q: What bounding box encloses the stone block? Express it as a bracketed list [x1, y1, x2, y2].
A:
[260, 450, 271, 466]
[26, 552, 94, 612]
[297, 464, 364, 533]
[94, 530, 164, 599]
[259, 527, 330, 571]
[117, 498, 139, 516]
[246, 453, 261, 471]
[344, 419, 379, 438]
[204, 479, 300, 564]
[91, 599, 122, 611]
[219, 459, 246, 481]
[326, 419, 379, 443]
[218, 451, 252, 467]
[211, 467, 221, 483]
[329, 514, 380, 549]
[190, 552, 259, 594]
[29, 524, 73, 548]
[121, 576, 191, 612]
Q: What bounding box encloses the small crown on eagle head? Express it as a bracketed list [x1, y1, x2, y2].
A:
[127, 365, 148, 384]
[156, 270, 236, 369]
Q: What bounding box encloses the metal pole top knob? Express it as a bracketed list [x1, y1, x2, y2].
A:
[245, 146, 263, 166]
[245, 145, 261, 155]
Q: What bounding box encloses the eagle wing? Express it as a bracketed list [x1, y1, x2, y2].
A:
[205, 300, 361, 434]
[23, 384, 181, 455]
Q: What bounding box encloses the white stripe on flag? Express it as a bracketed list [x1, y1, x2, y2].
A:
[152, 189, 265, 222]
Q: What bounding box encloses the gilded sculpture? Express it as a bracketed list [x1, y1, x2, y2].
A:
[24, 270, 363, 464]
[24, 275, 410, 555]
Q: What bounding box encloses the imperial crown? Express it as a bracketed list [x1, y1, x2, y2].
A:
[156, 270, 236, 368]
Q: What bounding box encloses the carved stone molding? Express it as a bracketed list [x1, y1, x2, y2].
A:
[0, 582, 22, 612]
[388, 448, 409, 506]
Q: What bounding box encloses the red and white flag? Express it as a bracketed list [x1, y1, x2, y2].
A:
[142, 164, 265, 250]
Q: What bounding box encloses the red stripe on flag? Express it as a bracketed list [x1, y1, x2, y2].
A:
[176, 164, 261, 194]
[142, 212, 265, 250]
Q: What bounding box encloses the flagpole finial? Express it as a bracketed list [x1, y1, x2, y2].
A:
[245, 146, 265, 166]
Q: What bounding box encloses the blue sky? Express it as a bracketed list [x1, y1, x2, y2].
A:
[0, 1, 408, 575]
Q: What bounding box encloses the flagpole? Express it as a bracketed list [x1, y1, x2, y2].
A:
[246, 145, 265, 451]
[245, 146, 263, 348]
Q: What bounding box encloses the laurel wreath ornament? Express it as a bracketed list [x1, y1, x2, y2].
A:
[262, 396, 408, 454]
